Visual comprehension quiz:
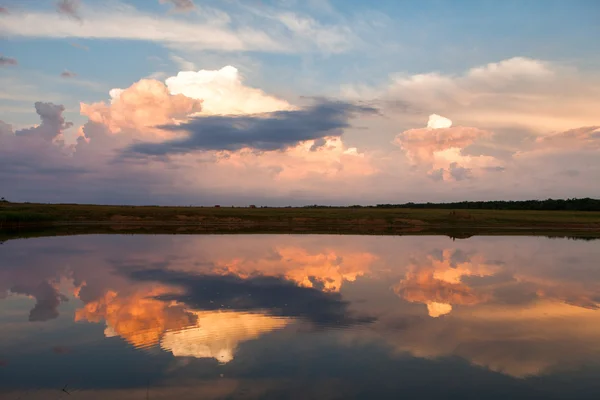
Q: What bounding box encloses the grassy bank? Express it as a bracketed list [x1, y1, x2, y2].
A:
[1, 202, 600, 233]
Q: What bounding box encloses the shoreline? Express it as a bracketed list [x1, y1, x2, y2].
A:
[2, 202, 600, 238]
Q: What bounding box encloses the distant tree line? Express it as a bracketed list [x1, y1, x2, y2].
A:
[373, 198, 600, 211]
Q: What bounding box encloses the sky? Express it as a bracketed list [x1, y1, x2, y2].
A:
[0, 0, 599, 205]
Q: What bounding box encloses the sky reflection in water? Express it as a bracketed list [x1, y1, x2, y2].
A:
[1, 234, 600, 399]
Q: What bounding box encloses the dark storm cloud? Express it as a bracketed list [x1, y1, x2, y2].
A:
[0, 55, 18, 66]
[15, 102, 73, 141]
[10, 281, 68, 322]
[124, 100, 378, 155]
[126, 269, 375, 327]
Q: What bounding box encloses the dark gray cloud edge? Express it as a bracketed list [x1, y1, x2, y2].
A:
[126, 268, 375, 327]
[124, 100, 378, 156]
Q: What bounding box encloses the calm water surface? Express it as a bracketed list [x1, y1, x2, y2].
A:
[1, 234, 600, 399]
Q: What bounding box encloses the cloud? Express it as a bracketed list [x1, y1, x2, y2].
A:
[534, 126, 600, 150]
[75, 287, 198, 349]
[2, 53, 599, 205]
[394, 114, 496, 181]
[393, 249, 497, 317]
[426, 114, 452, 129]
[395, 115, 491, 165]
[346, 57, 600, 134]
[80, 78, 202, 139]
[0, 120, 13, 136]
[160, 310, 290, 363]
[0, 7, 8, 14]
[125, 100, 377, 155]
[0, 3, 332, 54]
[275, 12, 353, 53]
[165, 66, 294, 115]
[15, 102, 73, 142]
[127, 269, 375, 327]
[10, 281, 69, 322]
[210, 245, 377, 293]
[60, 70, 77, 78]
[56, 0, 81, 20]
[0, 55, 18, 66]
[169, 55, 196, 72]
[159, 0, 195, 13]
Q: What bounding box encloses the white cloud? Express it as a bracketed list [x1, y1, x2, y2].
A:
[276, 12, 353, 53]
[0, 2, 356, 54]
[165, 66, 294, 115]
[0, 4, 282, 52]
[426, 114, 452, 129]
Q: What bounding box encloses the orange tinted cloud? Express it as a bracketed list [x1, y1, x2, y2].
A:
[393, 115, 498, 181]
[213, 246, 377, 292]
[74, 285, 291, 362]
[394, 126, 489, 165]
[393, 250, 496, 317]
[80, 79, 202, 139]
[75, 286, 197, 349]
[217, 137, 377, 182]
[161, 311, 291, 363]
[534, 126, 600, 150]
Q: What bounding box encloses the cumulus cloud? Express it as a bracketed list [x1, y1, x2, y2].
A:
[210, 245, 377, 293]
[56, 0, 81, 20]
[15, 102, 73, 142]
[393, 249, 498, 317]
[60, 69, 77, 78]
[128, 269, 374, 327]
[426, 114, 452, 129]
[394, 114, 497, 181]
[395, 115, 490, 164]
[2, 53, 600, 204]
[125, 100, 377, 155]
[0, 55, 18, 66]
[165, 66, 294, 115]
[11, 281, 69, 322]
[159, 0, 195, 13]
[80, 78, 202, 139]
[161, 311, 289, 363]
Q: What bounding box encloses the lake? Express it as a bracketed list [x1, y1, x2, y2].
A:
[1, 234, 600, 399]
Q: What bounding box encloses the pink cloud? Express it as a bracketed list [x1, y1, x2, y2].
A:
[80, 78, 202, 140]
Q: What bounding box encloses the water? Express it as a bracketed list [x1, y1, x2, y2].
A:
[1, 234, 599, 399]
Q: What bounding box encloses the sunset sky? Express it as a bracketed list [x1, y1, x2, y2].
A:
[1, 0, 599, 205]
